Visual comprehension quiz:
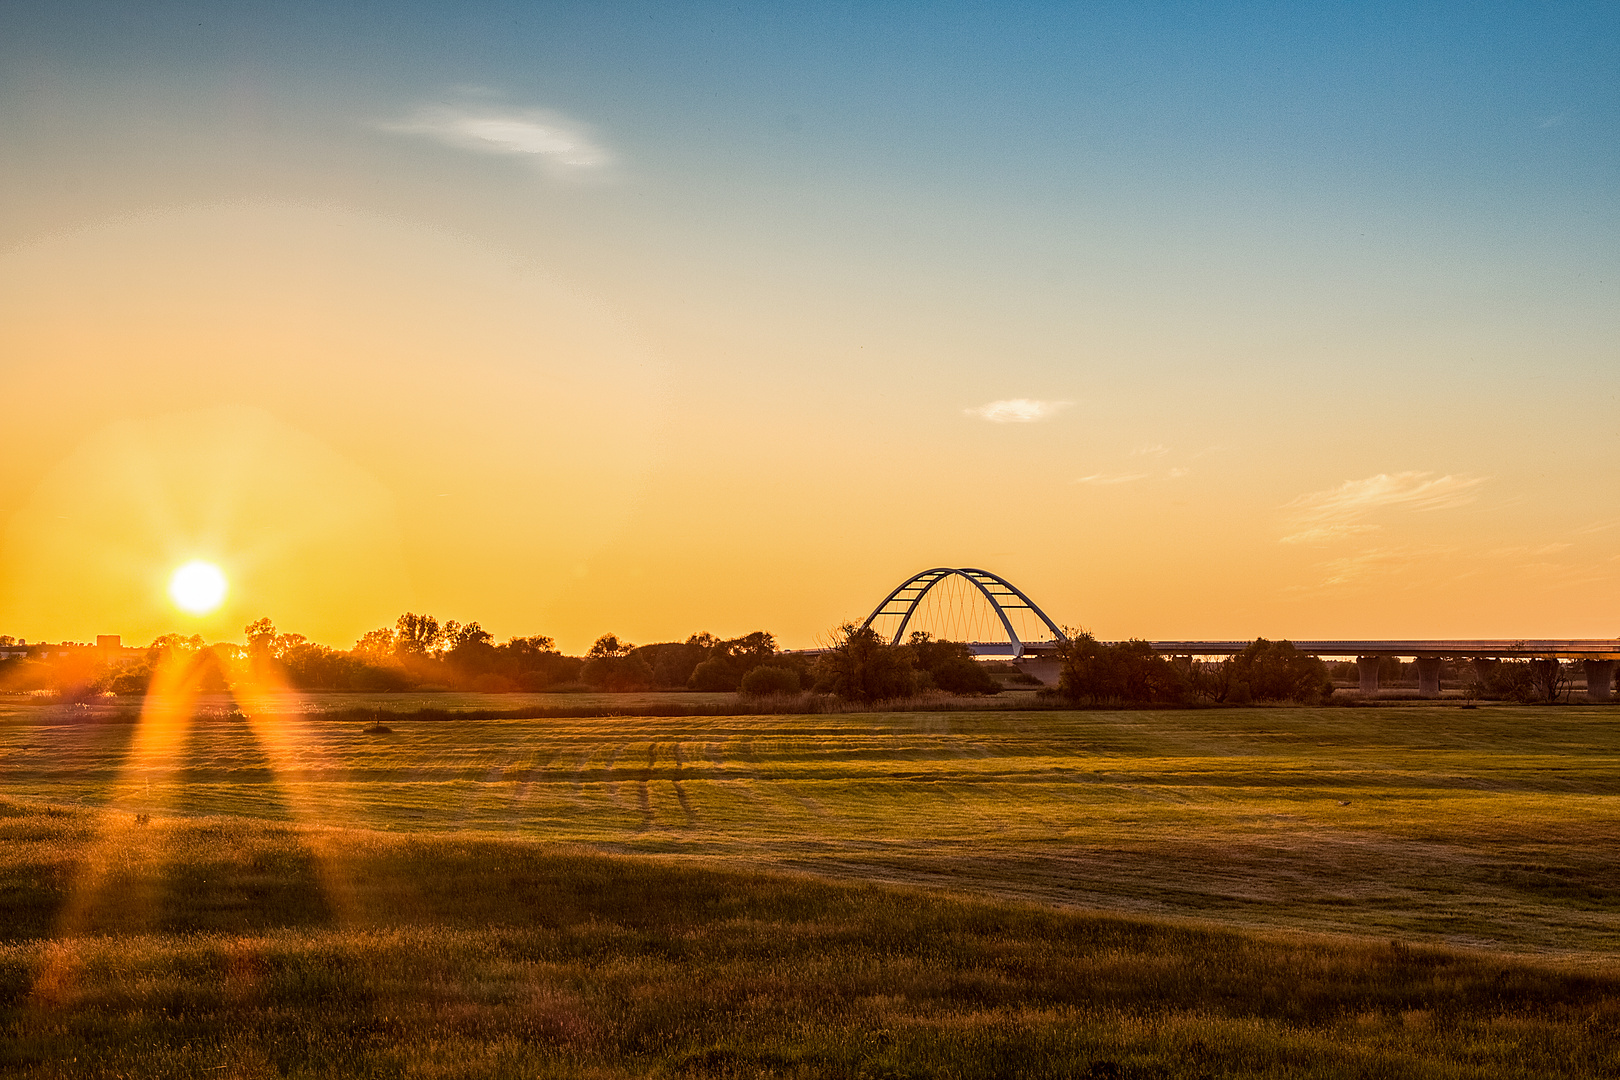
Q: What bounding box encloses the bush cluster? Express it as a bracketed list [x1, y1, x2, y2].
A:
[1055, 633, 1332, 707]
[807, 625, 1003, 702]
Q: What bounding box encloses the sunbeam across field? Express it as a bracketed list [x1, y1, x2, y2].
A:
[5, 705, 1618, 957]
[4, 705, 1620, 1080]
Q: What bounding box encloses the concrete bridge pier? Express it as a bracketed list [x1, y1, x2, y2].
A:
[1416, 655, 1443, 698]
[1013, 657, 1062, 687]
[1584, 660, 1616, 702]
[1357, 655, 1382, 696]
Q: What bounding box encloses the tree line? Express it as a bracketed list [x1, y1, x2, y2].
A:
[0, 618, 1595, 704]
[0, 613, 1006, 701]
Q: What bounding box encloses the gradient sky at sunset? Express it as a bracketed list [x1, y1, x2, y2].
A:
[2, 2, 1616, 651]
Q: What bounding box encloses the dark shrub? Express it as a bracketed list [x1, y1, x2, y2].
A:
[581, 653, 655, 692]
[814, 623, 919, 702]
[1055, 633, 1184, 706]
[1225, 639, 1330, 703]
[689, 658, 740, 691]
[905, 634, 1001, 695]
[739, 665, 801, 696]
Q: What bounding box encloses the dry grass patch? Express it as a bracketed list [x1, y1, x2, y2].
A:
[2, 801, 1619, 1078]
[3, 705, 1618, 954]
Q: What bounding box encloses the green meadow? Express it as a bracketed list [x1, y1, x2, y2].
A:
[2, 704, 1618, 1076]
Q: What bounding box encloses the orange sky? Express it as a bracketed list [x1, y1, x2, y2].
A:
[1, 202, 1614, 652]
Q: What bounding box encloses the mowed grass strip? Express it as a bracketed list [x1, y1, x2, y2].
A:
[3, 706, 1619, 953]
[2, 800, 1618, 1080]
[3, 709, 1620, 952]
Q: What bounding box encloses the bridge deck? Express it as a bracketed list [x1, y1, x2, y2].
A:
[795, 639, 1620, 660]
[1007, 639, 1620, 659]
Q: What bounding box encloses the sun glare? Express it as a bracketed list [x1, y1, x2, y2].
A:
[168, 560, 228, 615]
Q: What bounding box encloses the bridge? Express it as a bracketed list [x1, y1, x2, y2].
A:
[859, 567, 1620, 700]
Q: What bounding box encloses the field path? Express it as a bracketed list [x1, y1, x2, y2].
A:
[670, 742, 697, 827]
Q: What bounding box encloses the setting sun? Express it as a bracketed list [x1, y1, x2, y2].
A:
[168, 560, 227, 615]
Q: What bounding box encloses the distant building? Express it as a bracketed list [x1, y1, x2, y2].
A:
[0, 637, 145, 667]
[95, 635, 146, 669]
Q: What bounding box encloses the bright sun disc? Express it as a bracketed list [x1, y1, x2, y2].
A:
[168, 561, 228, 615]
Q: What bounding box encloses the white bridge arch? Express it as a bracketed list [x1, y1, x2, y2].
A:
[859, 567, 1066, 660]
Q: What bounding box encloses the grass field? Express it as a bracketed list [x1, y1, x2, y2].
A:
[2, 704, 1618, 1076]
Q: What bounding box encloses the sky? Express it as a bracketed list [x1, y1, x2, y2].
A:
[0, 1, 1616, 651]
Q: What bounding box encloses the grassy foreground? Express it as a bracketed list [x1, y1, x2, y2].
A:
[3, 705, 1619, 953]
[3, 799, 1619, 1080]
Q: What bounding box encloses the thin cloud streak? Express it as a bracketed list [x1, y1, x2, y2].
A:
[1285, 544, 1458, 593]
[383, 103, 611, 176]
[1074, 472, 1150, 485]
[965, 399, 1070, 423]
[1279, 471, 1485, 545]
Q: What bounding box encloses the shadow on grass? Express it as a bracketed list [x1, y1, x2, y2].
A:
[1, 799, 1618, 1078]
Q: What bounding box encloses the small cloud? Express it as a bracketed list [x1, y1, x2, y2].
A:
[1167, 467, 1190, 479]
[383, 101, 611, 177]
[1279, 471, 1484, 545]
[965, 398, 1071, 423]
[1539, 115, 1568, 128]
[1281, 523, 1380, 546]
[1486, 542, 1574, 559]
[1574, 520, 1619, 536]
[1132, 444, 1169, 457]
[1314, 548, 1406, 588]
[1075, 472, 1149, 485]
[1286, 544, 1455, 593]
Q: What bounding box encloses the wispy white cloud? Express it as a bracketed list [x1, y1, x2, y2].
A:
[1074, 466, 1188, 485]
[1279, 471, 1485, 545]
[1074, 472, 1150, 485]
[1281, 523, 1381, 545]
[383, 101, 611, 177]
[1486, 542, 1573, 558]
[965, 398, 1070, 423]
[1285, 544, 1456, 593]
[1132, 444, 1169, 457]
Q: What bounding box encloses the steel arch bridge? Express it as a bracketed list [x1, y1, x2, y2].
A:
[860, 567, 1067, 659]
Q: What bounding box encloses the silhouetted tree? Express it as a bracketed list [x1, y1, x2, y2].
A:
[814, 623, 919, 702]
[393, 613, 446, 659]
[1530, 659, 1569, 703]
[244, 618, 277, 659]
[635, 638, 710, 689]
[1224, 639, 1331, 703]
[588, 634, 633, 659]
[688, 658, 738, 691]
[905, 632, 1001, 695]
[1055, 632, 1184, 706]
[626, 631, 783, 692]
[581, 634, 654, 691]
[353, 627, 396, 662]
[739, 665, 801, 696]
[443, 622, 497, 676]
[146, 633, 205, 666]
[500, 636, 577, 690]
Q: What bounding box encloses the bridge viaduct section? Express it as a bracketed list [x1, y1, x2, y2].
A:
[1145, 640, 1620, 701]
[861, 568, 1620, 700]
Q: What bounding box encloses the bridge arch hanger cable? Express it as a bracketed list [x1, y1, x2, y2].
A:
[860, 567, 1068, 660]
